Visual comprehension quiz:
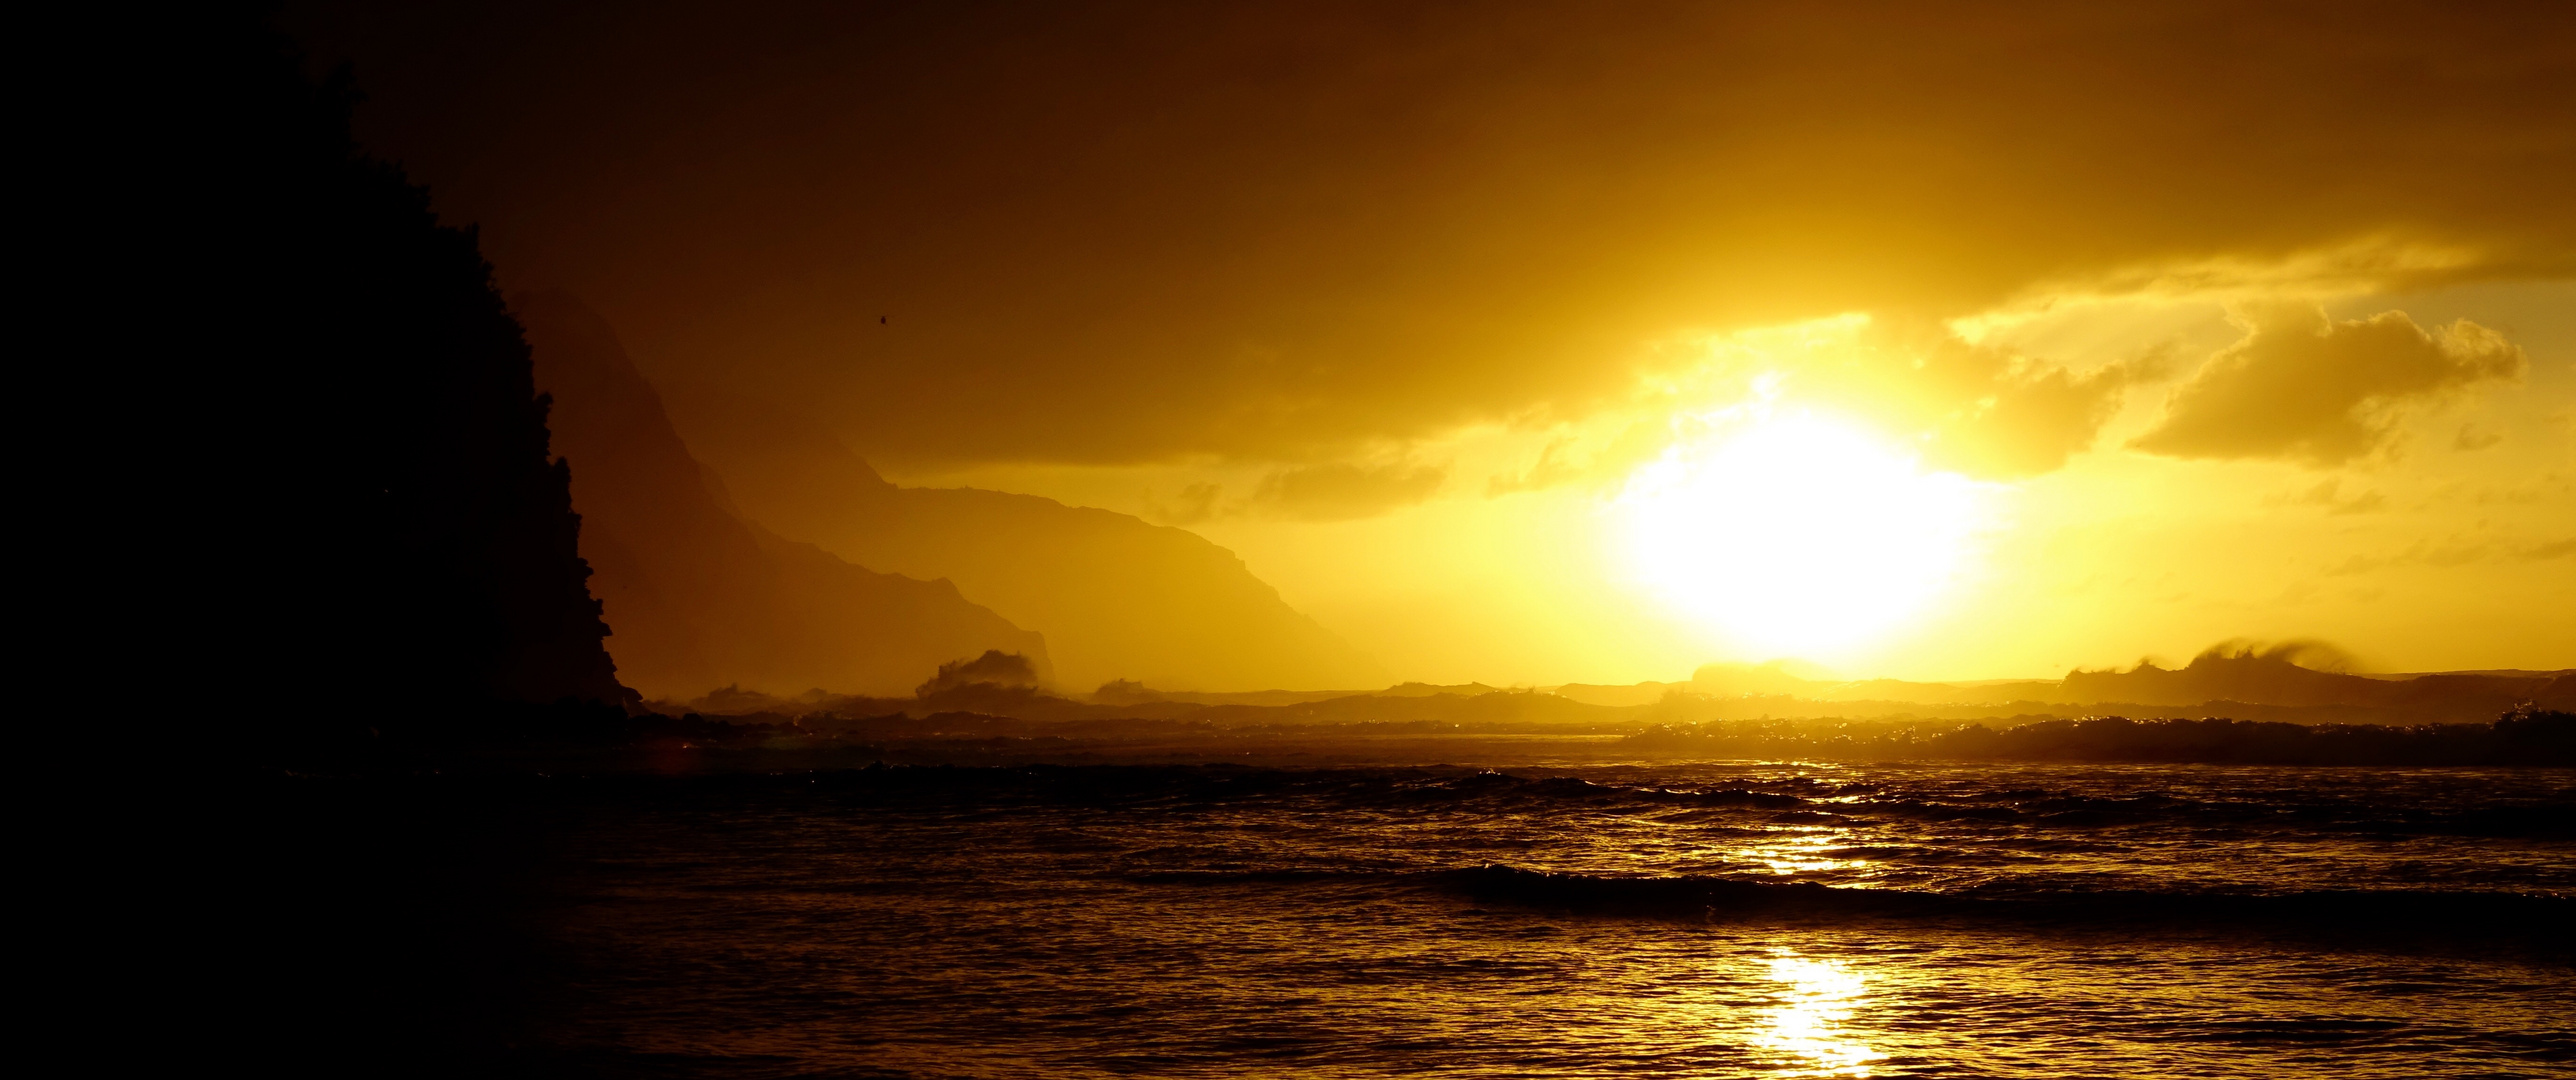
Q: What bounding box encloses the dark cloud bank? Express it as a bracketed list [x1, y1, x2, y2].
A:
[283, 0, 2576, 470]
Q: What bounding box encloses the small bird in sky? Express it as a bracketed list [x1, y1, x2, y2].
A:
[879, 315, 887, 324]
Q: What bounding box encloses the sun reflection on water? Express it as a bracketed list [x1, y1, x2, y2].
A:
[1753, 952, 1884, 1077]
[1736, 829, 1870, 876]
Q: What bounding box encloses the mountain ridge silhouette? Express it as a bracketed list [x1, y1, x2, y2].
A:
[646, 384, 1387, 693]
[519, 292, 1047, 699]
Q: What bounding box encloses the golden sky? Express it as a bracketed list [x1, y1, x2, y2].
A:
[291, 1, 2574, 684]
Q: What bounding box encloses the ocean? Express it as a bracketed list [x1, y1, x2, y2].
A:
[245, 760, 2575, 1077]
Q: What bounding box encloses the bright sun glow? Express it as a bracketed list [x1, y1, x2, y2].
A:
[1754, 953, 1883, 1077]
[1619, 412, 1983, 659]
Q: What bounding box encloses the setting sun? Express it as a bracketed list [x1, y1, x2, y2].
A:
[1620, 413, 1984, 660]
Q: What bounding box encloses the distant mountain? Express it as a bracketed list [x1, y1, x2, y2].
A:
[654, 389, 1386, 692]
[520, 293, 1045, 699]
[1552, 644, 2571, 724]
[2056, 643, 2570, 713]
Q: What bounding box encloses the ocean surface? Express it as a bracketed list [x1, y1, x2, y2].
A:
[298, 760, 2576, 1077]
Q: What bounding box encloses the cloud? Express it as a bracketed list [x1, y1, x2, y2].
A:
[2323, 534, 2573, 576]
[1487, 422, 1669, 495]
[1911, 347, 2154, 479]
[295, 2, 2576, 468]
[2454, 424, 2503, 451]
[1778, 319, 2160, 480]
[1960, 238, 2505, 327]
[1640, 316, 2155, 482]
[1252, 461, 1447, 521]
[2263, 478, 2387, 516]
[1482, 315, 2151, 495]
[1487, 438, 1580, 496]
[1147, 463, 1445, 522]
[1151, 482, 1227, 525]
[2131, 307, 2526, 465]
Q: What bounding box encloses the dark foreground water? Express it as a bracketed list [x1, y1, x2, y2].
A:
[251, 761, 2575, 1077]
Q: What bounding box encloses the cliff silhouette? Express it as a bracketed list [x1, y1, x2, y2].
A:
[165, 23, 627, 725]
[650, 384, 1386, 692]
[518, 293, 1047, 699]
